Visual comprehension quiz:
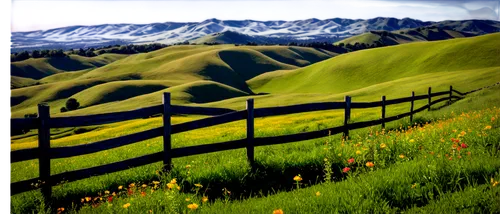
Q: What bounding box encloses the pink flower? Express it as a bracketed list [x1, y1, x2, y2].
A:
[342, 167, 351, 173]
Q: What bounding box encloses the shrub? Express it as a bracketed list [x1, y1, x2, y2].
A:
[65, 98, 80, 111]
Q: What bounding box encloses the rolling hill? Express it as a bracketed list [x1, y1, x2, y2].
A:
[10, 54, 127, 80]
[12, 18, 500, 51]
[250, 33, 500, 95]
[10, 45, 336, 117]
[335, 27, 475, 46]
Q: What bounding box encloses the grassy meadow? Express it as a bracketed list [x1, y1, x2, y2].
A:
[10, 33, 500, 213]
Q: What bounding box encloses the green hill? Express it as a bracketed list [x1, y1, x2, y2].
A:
[11, 76, 37, 89]
[10, 54, 127, 79]
[336, 27, 474, 46]
[191, 31, 265, 44]
[251, 33, 500, 95]
[11, 45, 335, 117]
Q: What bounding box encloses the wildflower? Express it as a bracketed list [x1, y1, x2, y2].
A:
[129, 183, 135, 188]
[152, 181, 160, 185]
[459, 131, 466, 137]
[492, 117, 496, 121]
[167, 183, 174, 189]
[347, 158, 355, 164]
[449, 157, 453, 161]
[342, 167, 351, 173]
[380, 143, 387, 149]
[494, 181, 499, 187]
[185, 198, 191, 202]
[467, 151, 472, 156]
[411, 183, 417, 189]
[273, 209, 284, 214]
[324, 158, 328, 162]
[399, 154, 405, 159]
[365, 162, 375, 168]
[81, 198, 84, 203]
[108, 196, 113, 202]
[316, 191, 321, 196]
[409, 139, 415, 143]
[485, 125, 492, 130]
[177, 186, 181, 190]
[123, 203, 131, 209]
[57, 207, 64, 214]
[337, 153, 342, 156]
[170, 178, 177, 184]
[85, 197, 91, 202]
[118, 186, 123, 190]
[195, 183, 203, 188]
[202, 196, 208, 203]
[356, 150, 362, 155]
[104, 190, 110, 194]
[186, 165, 191, 169]
[461, 143, 468, 149]
[142, 184, 147, 188]
[187, 203, 199, 210]
[293, 175, 303, 182]
[141, 192, 146, 197]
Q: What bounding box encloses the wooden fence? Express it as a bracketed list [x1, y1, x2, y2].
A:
[10, 83, 499, 199]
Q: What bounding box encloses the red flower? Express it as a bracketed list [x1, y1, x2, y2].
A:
[107, 196, 113, 202]
[141, 191, 146, 197]
[451, 138, 460, 143]
[347, 158, 355, 164]
[127, 189, 133, 196]
[461, 143, 468, 148]
[342, 167, 351, 173]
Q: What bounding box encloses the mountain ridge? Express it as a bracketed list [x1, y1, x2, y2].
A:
[13, 17, 500, 52]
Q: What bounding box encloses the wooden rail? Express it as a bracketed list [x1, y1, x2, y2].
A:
[10, 83, 498, 198]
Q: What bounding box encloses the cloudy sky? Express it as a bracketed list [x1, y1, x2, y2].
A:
[11, 0, 500, 32]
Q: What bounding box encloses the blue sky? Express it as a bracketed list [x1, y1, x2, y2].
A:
[11, 0, 500, 32]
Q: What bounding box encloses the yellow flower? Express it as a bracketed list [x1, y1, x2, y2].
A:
[365, 162, 375, 168]
[118, 186, 123, 190]
[494, 181, 499, 187]
[122, 203, 131, 209]
[399, 154, 405, 159]
[85, 197, 91, 202]
[176, 186, 181, 190]
[152, 181, 160, 185]
[380, 143, 387, 149]
[195, 183, 203, 188]
[293, 175, 302, 182]
[142, 184, 148, 188]
[104, 190, 110, 194]
[485, 125, 492, 130]
[170, 178, 177, 184]
[167, 183, 174, 189]
[411, 183, 417, 189]
[129, 183, 135, 188]
[273, 209, 284, 214]
[202, 196, 208, 203]
[185, 198, 191, 202]
[356, 150, 362, 155]
[187, 203, 199, 210]
[112, 192, 116, 196]
[409, 139, 415, 143]
[315, 191, 321, 197]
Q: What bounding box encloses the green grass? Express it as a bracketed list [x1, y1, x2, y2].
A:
[24, 85, 499, 214]
[10, 83, 500, 213]
[251, 33, 500, 94]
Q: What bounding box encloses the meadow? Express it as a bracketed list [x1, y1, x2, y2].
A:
[10, 33, 500, 213]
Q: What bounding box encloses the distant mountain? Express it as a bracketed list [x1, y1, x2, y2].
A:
[336, 27, 476, 46]
[11, 18, 500, 52]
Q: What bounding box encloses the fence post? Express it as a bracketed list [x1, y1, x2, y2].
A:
[162, 93, 172, 172]
[246, 99, 255, 166]
[449, 85, 453, 104]
[427, 87, 432, 111]
[38, 103, 51, 203]
[343, 96, 351, 138]
[381, 96, 386, 129]
[410, 91, 415, 123]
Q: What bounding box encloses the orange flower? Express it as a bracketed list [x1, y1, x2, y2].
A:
[85, 197, 91, 202]
[187, 203, 199, 210]
[366, 162, 375, 168]
[293, 175, 302, 182]
[141, 191, 146, 197]
[485, 125, 492, 130]
[273, 209, 284, 214]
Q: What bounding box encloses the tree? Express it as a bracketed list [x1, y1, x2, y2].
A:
[31, 50, 41, 58]
[65, 98, 80, 111]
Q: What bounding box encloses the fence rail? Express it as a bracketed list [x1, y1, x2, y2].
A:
[10, 83, 500, 198]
